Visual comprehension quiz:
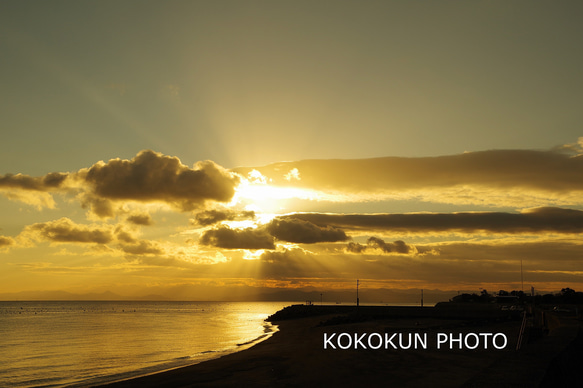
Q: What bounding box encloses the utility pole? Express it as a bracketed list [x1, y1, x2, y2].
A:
[356, 279, 360, 307]
[421, 289, 424, 307]
[520, 257, 524, 293]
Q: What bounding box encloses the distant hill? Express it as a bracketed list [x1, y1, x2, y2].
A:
[0, 290, 125, 301]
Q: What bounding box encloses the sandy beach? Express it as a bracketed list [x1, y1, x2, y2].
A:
[98, 305, 582, 387]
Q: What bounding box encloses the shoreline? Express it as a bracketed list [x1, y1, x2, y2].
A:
[96, 305, 583, 387]
[70, 321, 280, 388]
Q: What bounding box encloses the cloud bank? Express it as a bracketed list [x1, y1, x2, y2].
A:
[199, 225, 276, 250]
[266, 218, 348, 244]
[282, 207, 583, 234]
[347, 237, 416, 255]
[126, 213, 153, 226]
[24, 218, 114, 244]
[199, 217, 348, 249]
[0, 172, 68, 191]
[233, 150, 583, 206]
[193, 209, 256, 226]
[3, 146, 583, 294]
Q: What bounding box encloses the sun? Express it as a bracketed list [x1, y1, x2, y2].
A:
[230, 170, 320, 213]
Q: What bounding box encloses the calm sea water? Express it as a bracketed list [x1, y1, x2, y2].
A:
[0, 301, 292, 387]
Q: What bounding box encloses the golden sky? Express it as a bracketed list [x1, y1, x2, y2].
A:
[1, 1, 583, 301]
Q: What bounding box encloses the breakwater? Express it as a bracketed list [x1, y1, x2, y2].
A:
[267, 303, 520, 322]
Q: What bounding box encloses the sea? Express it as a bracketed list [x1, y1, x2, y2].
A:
[0, 301, 293, 387]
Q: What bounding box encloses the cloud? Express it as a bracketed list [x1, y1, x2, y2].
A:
[192, 209, 255, 226]
[126, 212, 153, 226]
[557, 136, 583, 155]
[284, 168, 301, 181]
[346, 237, 416, 255]
[112, 226, 165, 256]
[0, 172, 69, 208]
[199, 225, 275, 250]
[266, 218, 348, 243]
[24, 218, 114, 244]
[408, 239, 583, 287]
[254, 239, 583, 289]
[0, 190, 58, 209]
[260, 248, 312, 264]
[0, 236, 15, 248]
[233, 150, 583, 206]
[16, 218, 184, 265]
[78, 193, 115, 218]
[78, 150, 240, 212]
[0, 172, 68, 191]
[282, 207, 583, 234]
[198, 217, 348, 249]
[0, 151, 240, 214]
[115, 227, 138, 244]
[119, 239, 164, 255]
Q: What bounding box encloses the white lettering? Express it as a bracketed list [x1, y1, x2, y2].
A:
[437, 333, 448, 349]
[368, 333, 383, 349]
[399, 333, 412, 349]
[415, 333, 428, 349]
[479, 333, 493, 349]
[354, 333, 367, 349]
[323, 333, 336, 349]
[323, 332, 506, 350]
[450, 333, 463, 349]
[464, 333, 479, 350]
[385, 332, 398, 349]
[493, 333, 507, 349]
[337, 333, 352, 349]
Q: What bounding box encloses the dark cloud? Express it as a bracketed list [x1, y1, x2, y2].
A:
[113, 227, 166, 256]
[0, 236, 14, 247]
[199, 225, 275, 250]
[25, 218, 114, 244]
[80, 150, 240, 211]
[126, 213, 153, 226]
[199, 217, 347, 249]
[346, 242, 366, 253]
[0, 172, 68, 191]
[119, 240, 164, 255]
[79, 194, 115, 218]
[0, 172, 69, 208]
[115, 228, 138, 244]
[193, 209, 255, 226]
[266, 218, 348, 243]
[0, 150, 240, 214]
[282, 207, 583, 234]
[347, 237, 416, 255]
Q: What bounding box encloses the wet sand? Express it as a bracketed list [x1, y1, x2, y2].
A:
[98, 305, 582, 387]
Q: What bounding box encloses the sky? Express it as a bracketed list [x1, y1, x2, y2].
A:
[1, 1, 582, 302]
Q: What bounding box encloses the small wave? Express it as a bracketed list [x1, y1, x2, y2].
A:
[174, 355, 191, 360]
[263, 323, 276, 333]
[237, 333, 267, 347]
